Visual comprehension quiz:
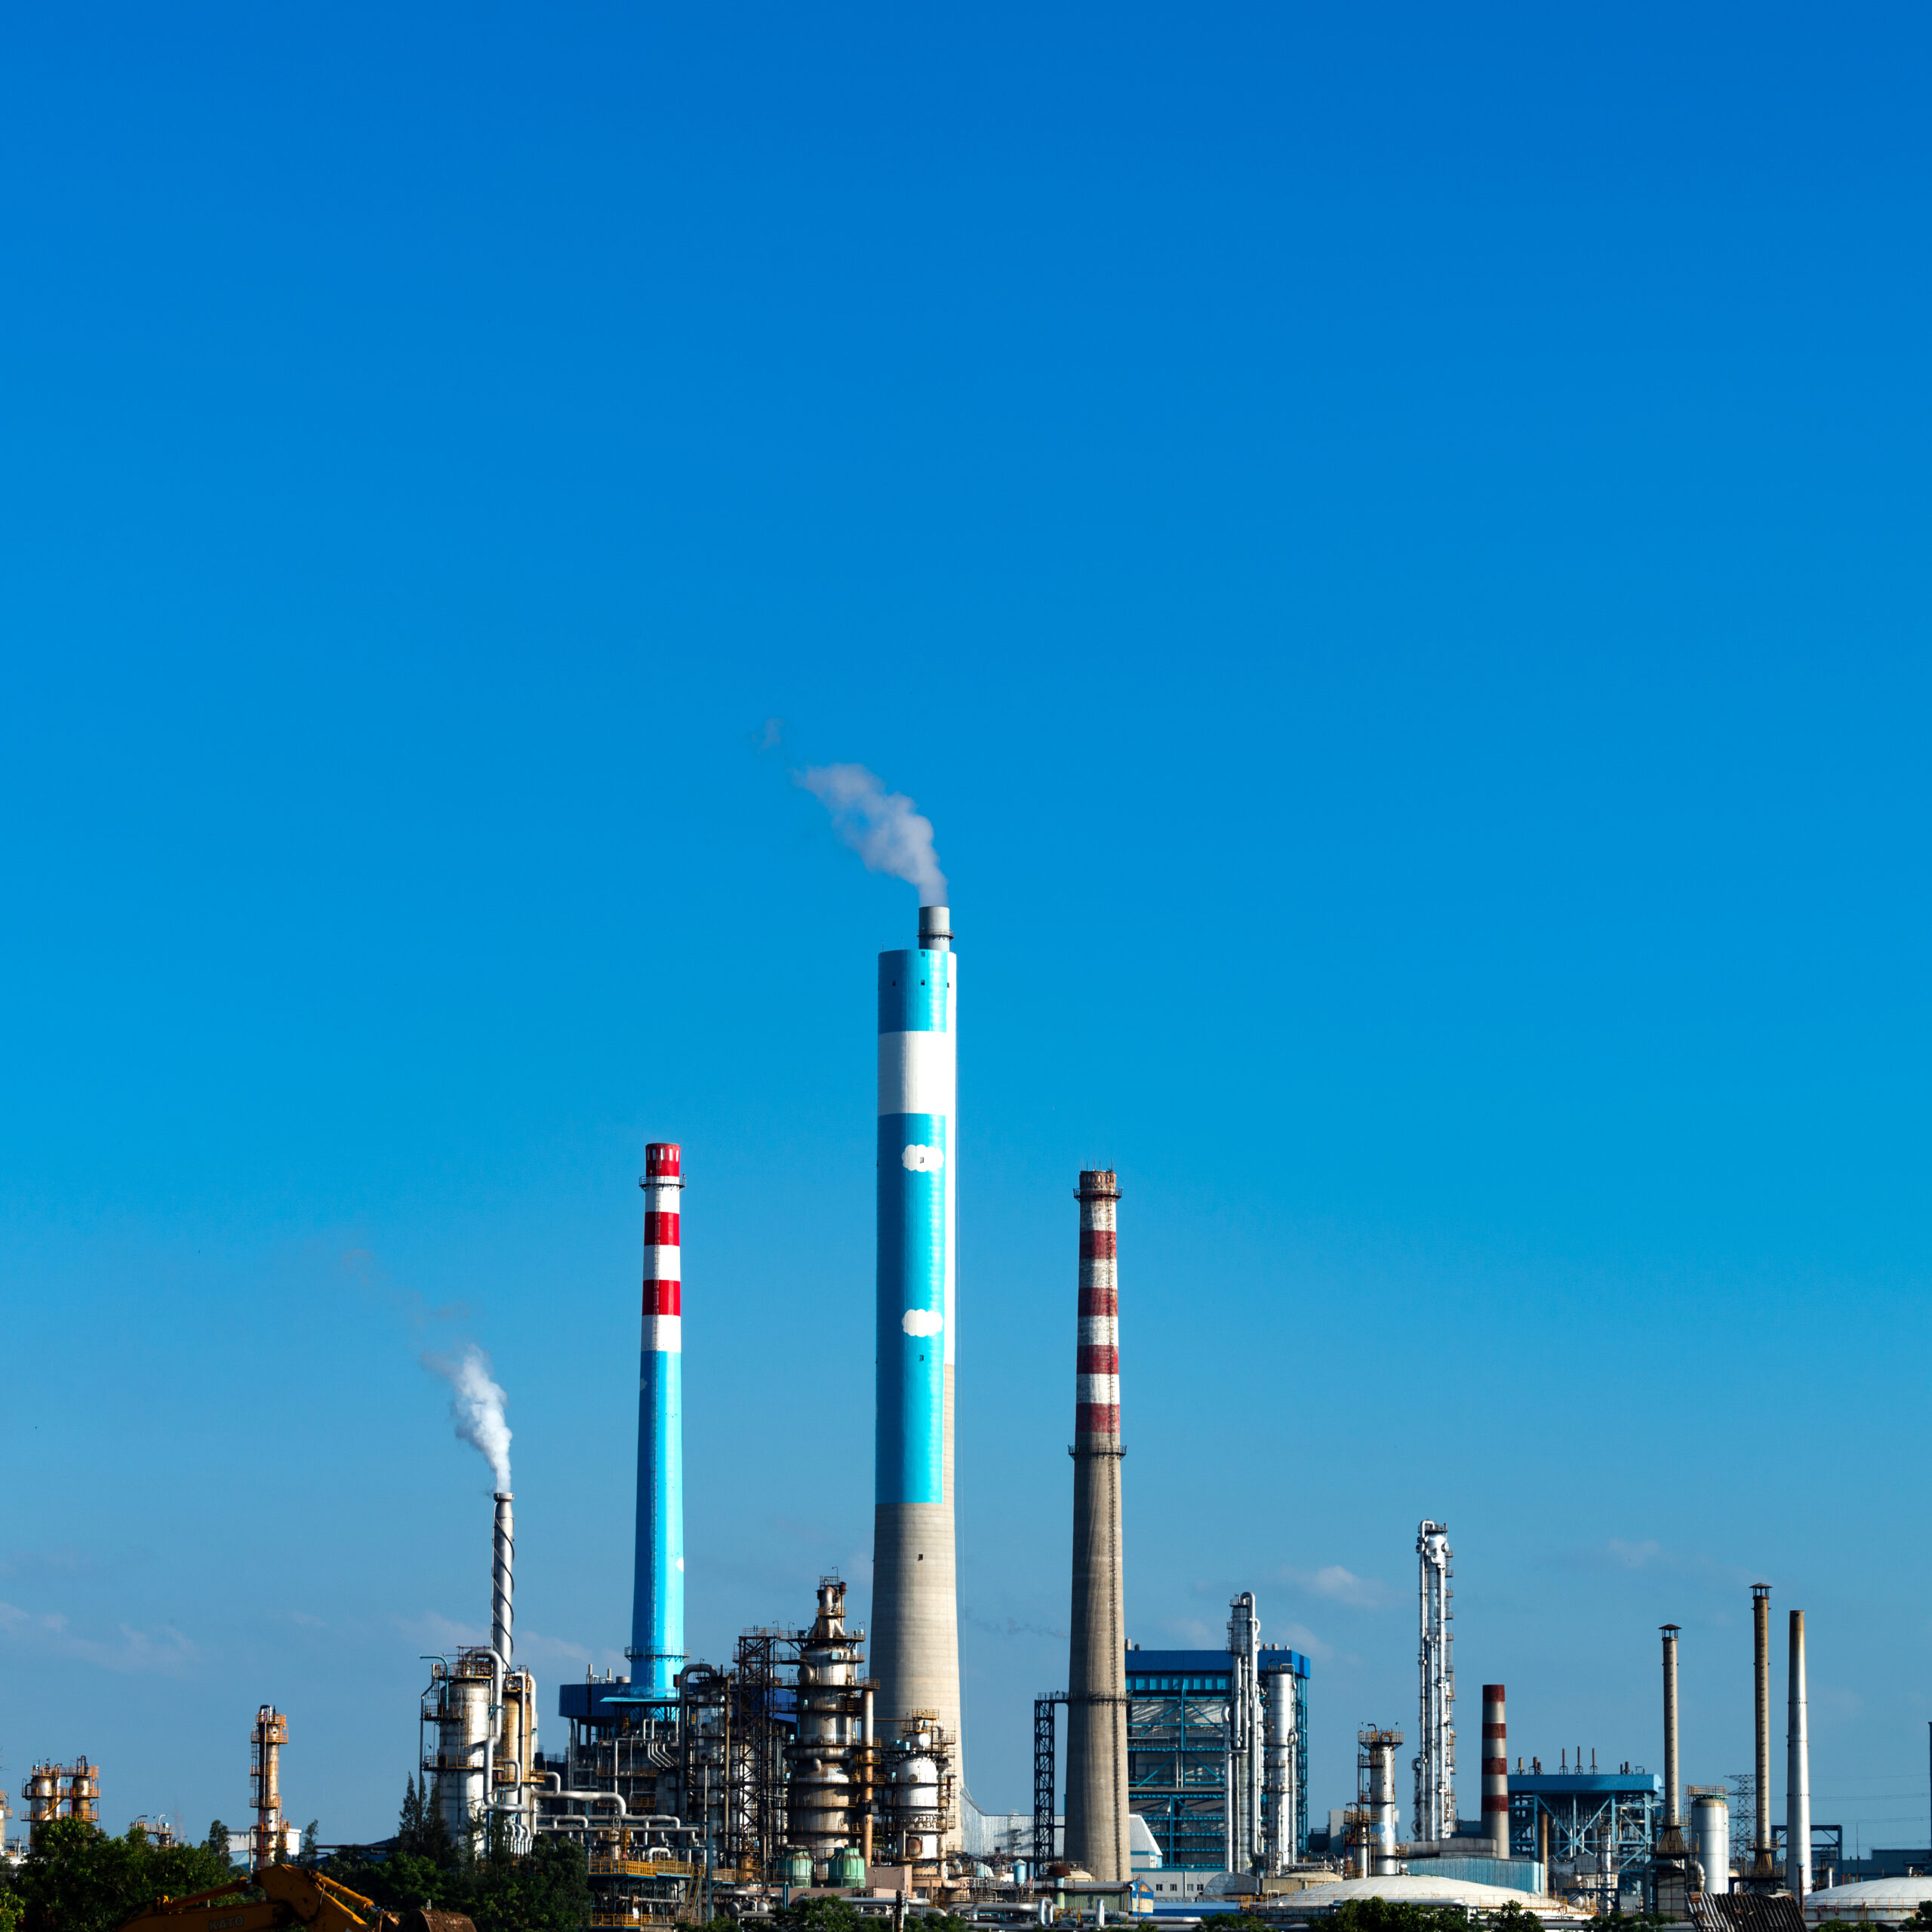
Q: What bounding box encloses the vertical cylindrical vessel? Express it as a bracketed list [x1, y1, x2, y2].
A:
[631, 1140, 685, 1691]
[1662, 1625, 1681, 1827]
[1263, 1660, 1300, 1873]
[1694, 1792, 1730, 1894]
[1482, 1686, 1509, 1858]
[1066, 1169, 1128, 1883]
[872, 905, 961, 1833]
[250, 1707, 285, 1869]
[1365, 1731, 1402, 1877]
[1414, 1523, 1455, 1844]
[1787, 1611, 1810, 1895]
[1753, 1586, 1774, 1875]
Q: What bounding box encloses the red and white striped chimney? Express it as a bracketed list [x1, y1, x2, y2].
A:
[1065, 1170, 1126, 1882]
[1483, 1684, 1509, 1857]
[1077, 1176, 1120, 1438]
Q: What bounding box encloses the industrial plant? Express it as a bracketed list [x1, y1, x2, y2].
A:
[11, 900, 1930, 1932]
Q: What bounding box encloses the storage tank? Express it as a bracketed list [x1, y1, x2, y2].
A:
[1693, 1791, 1730, 1894]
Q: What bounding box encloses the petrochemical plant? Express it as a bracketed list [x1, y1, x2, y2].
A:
[12, 901, 1929, 1932]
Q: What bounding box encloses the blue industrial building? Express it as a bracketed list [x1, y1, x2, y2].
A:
[1119, 1646, 1309, 1871]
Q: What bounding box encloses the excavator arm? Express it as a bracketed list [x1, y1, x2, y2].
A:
[118, 1866, 392, 1932]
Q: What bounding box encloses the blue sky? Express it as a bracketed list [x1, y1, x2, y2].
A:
[3, 0, 1930, 1854]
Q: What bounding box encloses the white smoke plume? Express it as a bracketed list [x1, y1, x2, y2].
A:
[423, 1343, 512, 1491]
[796, 763, 947, 903]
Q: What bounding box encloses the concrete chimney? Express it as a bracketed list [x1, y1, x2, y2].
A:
[1066, 1169, 1128, 1883]
[630, 1140, 685, 1690]
[1787, 1610, 1810, 1896]
[872, 909, 962, 1840]
[1482, 1686, 1509, 1857]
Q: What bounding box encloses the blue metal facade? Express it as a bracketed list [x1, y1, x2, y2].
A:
[1124, 1648, 1311, 1870]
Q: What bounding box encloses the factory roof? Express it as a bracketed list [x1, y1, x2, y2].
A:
[1269, 1875, 1567, 1913]
[1801, 1879, 1932, 1924]
[1509, 1770, 1662, 1795]
[1124, 1646, 1312, 1681]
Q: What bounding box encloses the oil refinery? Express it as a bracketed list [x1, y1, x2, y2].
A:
[10, 900, 1928, 1932]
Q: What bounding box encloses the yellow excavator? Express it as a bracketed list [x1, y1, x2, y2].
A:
[116, 1864, 474, 1932]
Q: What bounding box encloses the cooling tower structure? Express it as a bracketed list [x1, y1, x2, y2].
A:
[1066, 1168, 1128, 1884]
[872, 904, 961, 1838]
[631, 1140, 685, 1693]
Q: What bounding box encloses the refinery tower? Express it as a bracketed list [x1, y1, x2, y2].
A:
[872, 903, 962, 1835]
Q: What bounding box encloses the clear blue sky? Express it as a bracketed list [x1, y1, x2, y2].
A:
[3, 0, 1930, 1856]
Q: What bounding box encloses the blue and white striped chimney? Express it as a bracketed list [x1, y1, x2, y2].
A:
[872, 903, 961, 1818]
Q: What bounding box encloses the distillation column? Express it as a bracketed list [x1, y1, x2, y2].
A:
[872, 904, 962, 1843]
[1414, 1522, 1455, 1843]
[1065, 1169, 1128, 1883]
[250, 1707, 286, 1870]
[1263, 1657, 1300, 1873]
[631, 1141, 685, 1691]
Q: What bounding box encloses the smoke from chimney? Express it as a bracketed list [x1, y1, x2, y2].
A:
[796, 762, 947, 903]
[423, 1343, 512, 1491]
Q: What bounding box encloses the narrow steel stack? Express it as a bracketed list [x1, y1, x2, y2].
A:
[1788, 1610, 1810, 1895]
[1752, 1584, 1777, 1882]
[1066, 1168, 1128, 1882]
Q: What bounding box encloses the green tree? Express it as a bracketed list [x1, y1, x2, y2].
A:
[204, 1823, 231, 1868]
[772, 1899, 860, 1932]
[10, 1817, 238, 1932]
[1485, 1904, 1543, 1932]
[323, 1795, 589, 1932]
[1331, 1900, 1475, 1932]
[299, 1824, 318, 1866]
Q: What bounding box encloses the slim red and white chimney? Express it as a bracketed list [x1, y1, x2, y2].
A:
[1065, 1170, 1127, 1883]
[1482, 1685, 1509, 1857]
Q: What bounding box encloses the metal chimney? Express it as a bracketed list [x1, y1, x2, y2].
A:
[1482, 1686, 1509, 1857]
[1787, 1611, 1810, 1895]
[1752, 1585, 1776, 1881]
[1662, 1624, 1682, 1827]
[1065, 1169, 1127, 1883]
[872, 906, 962, 1841]
[630, 1140, 685, 1691]
[492, 1492, 514, 1668]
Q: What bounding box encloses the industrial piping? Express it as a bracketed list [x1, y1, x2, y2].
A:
[872, 903, 961, 1843]
[631, 1140, 685, 1692]
[1787, 1610, 1810, 1896]
[1481, 1686, 1509, 1858]
[1065, 1169, 1128, 1884]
